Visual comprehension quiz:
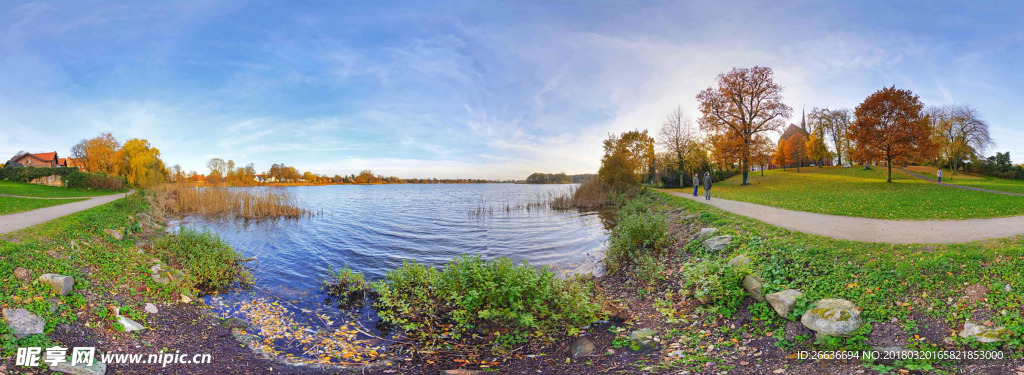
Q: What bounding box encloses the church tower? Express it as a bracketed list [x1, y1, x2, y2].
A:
[800, 106, 806, 132]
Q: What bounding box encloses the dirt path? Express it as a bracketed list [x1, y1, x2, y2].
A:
[658, 189, 1024, 244]
[0, 191, 132, 234]
[900, 168, 1024, 197]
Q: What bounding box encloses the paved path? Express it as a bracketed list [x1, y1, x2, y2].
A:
[0, 191, 132, 235]
[658, 189, 1024, 244]
[900, 168, 1024, 197]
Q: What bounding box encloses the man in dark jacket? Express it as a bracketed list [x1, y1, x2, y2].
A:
[703, 172, 712, 200]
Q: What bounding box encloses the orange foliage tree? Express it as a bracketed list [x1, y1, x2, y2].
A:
[850, 86, 932, 182]
[772, 138, 791, 171]
[787, 133, 808, 172]
[71, 132, 123, 175]
[697, 66, 792, 185]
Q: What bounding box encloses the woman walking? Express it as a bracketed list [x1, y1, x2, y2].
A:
[692, 173, 699, 196]
[703, 172, 713, 200]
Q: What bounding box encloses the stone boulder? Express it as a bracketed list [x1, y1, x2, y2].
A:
[741, 275, 764, 302]
[38, 273, 74, 296]
[627, 328, 660, 352]
[13, 267, 33, 283]
[703, 236, 733, 252]
[116, 315, 145, 332]
[800, 299, 863, 337]
[569, 337, 595, 358]
[727, 254, 752, 268]
[150, 264, 185, 285]
[696, 228, 718, 242]
[959, 322, 1008, 343]
[50, 359, 107, 375]
[144, 303, 158, 314]
[766, 289, 803, 318]
[103, 229, 123, 241]
[2, 308, 45, 338]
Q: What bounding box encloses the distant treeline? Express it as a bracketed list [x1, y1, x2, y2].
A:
[523, 172, 596, 184]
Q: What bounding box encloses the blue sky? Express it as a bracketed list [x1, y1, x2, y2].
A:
[2, 1, 1022, 179]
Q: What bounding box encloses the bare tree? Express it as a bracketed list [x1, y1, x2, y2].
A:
[929, 104, 993, 176]
[658, 106, 696, 187]
[808, 108, 853, 166]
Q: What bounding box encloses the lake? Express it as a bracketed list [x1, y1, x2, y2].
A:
[178, 183, 610, 363]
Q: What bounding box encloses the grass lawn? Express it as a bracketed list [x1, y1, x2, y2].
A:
[614, 191, 1024, 373]
[906, 165, 1024, 195]
[0, 196, 86, 215]
[695, 166, 1024, 220]
[0, 180, 124, 198]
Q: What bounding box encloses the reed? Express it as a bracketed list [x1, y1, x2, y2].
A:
[159, 184, 311, 220]
[550, 178, 608, 210]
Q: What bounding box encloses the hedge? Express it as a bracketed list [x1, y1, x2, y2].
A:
[62, 171, 125, 191]
[0, 166, 77, 182]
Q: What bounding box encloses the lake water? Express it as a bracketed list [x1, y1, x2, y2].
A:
[178, 183, 610, 364]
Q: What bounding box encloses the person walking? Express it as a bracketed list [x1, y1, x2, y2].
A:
[937, 169, 942, 182]
[692, 174, 699, 196]
[703, 172, 712, 200]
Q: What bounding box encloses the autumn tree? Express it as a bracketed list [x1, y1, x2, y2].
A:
[697, 66, 793, 185]
[751, 135, 774, 176]
[850, 86, 933, 182]
[928, 105, 993, 176]
[809, 108, 852, 165]
[658, 106, 696, 187]
[207, 158, 227, 182]
[786, 134, 808, 172]
[805, 133, 832, 168]
[119, 139, 166, 188]
[772, 139, 791, 171]
[598, 130, 655, 193]
[71, 132, 123, 174]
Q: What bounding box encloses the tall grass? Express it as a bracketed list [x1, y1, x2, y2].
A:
[550, 178, 609, 210]
[159, 184, 310, 220]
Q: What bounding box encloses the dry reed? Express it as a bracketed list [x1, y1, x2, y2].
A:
[469, 179, 608, 217]
[159, 184, 312, 220]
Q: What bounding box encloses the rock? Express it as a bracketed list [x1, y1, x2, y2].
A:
[221, 317, 249, 330]
[727, 254, 752, 268]
[741, 275, 765, 302]
[68, 240, 80, 251]
[800, 299, 864, 337]
[963, 284, 989, 303]
[38, 273, 75, 296]
[569, 337, 595, 358]
[696, 228, 718, 242]
[50, 359, 107, 375]
[606, 303, 632, 322]
[1004, 284, 1012, 293]
[13, 267, 33, 283]
[627, 328, 660, 352]
[144, 303, 158, 314]
[959, 322, 1008, 343]
[180, 294, 193, 303]
[150, 264, 185, 285]
[47, 298, 61, 313]
[2, 308, 45, 338]
[703, 235, 733, 252]
[117, 315, 145, 332]
[766, 289, 803, 318]
[103, 229, 123, 241]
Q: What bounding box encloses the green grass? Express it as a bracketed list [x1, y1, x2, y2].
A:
[694, 166, 1024, 220]
[630, 190, 1024, 371]
[0, 180, 124, 198]
[0, 196, 85, 215]
[907, 166, 1024, 195]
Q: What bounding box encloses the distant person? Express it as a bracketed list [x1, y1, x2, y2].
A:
[703, 172, 712, 201]
[937, 169, 942, 182]
[692, 174, 699, 196]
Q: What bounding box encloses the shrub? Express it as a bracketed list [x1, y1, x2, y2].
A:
[676, 259, 747, 317]
[62, 171, 125, 190]
[0, 166, 77, 182]
[605, 203, 668, 275]
[150, 228, 251, 292]
[324, 265, 373, 309]
[372, 255, 602, 346]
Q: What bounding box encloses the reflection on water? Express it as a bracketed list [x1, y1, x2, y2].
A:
[179, 183, 610, 364]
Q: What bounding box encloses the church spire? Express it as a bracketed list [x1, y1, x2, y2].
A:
[801, 106, 806, 132]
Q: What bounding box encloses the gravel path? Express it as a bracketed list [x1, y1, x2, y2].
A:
[0, 191, 132, 234]
[900, 168, 1024, 197]
[659, 189, 1024, 244]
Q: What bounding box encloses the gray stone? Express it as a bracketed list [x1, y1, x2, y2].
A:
[150, 264, 185, 285]
[144, 303, 158, 314]
[766, 289, 803, 318]
[627, 328, 660, 352]
[959, 322, 1007, 343]
[800, 299, 863, 337]
[50, 359, 107, 375]
[13, 267, 33, 283]
[116, 315, 145, 332]
[727, 254, 752, 268]
[103, 229, 123, 241]
[696, 228, 718, 242]
[741, 275, 764, 302]
[47, 298, 61, 313]
[2, 308, 45, 338]
[703, 235, 733, 252]
[570, 336, 595, 358]
[38, 273, 74, 296]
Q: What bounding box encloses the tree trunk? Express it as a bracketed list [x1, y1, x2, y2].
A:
[887, 157, 893, 183]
